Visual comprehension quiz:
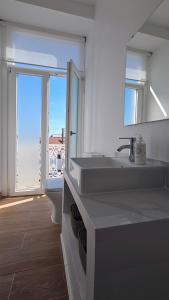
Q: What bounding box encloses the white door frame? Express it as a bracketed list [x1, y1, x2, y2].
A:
[65, 60, 84, 169]
[3, 64, 83, 196]
[7, 67, 50, 196]
[1, 63, 8, 196]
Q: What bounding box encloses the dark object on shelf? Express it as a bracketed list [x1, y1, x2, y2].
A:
[78, 226, 87, 252]
[71, 203, 82, 220]
[78, 227, 87, 272]
[70, 204, 84, 238]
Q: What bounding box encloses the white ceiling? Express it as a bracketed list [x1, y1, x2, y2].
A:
[128, 1, 169, 53]
[17, 0, 95, 19]
[0, 0, 94, 36]
[148, 0, 169, 29]
[71, 0, 96, 4]
[128, 32, 168, 52]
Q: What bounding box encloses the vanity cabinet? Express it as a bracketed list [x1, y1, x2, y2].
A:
[61, 171, 169, 300]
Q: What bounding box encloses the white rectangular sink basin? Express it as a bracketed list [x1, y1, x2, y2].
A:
[69, 157, 167, 195]
[71, 157, 129, 168]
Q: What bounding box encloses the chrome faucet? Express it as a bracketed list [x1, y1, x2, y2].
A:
[117, 137, 136, 162]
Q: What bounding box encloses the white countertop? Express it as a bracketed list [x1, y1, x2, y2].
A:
[64, 171, 169, 229]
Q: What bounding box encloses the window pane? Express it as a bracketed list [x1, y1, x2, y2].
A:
[124, 88, 137, 126]
[48, 76, 66, 178]
[16, 74, 42, 192]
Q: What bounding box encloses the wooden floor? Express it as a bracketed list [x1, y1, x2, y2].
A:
[0, 195, 69, 300]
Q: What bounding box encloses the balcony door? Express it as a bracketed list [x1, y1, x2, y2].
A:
[8, 68, 48, 196]
[66, 60, 84, 169]
[7, 63, 83, 195]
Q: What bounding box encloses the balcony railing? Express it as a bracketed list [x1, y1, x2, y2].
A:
[48, 131, 65, 178]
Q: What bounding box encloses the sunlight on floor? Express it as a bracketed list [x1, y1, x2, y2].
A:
[0, 197, 34, 210]
[38, 194, 46, 198]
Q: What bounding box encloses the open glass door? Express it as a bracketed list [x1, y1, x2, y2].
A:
[66, 60, 83, 169]
[48, 75, 66, 179]
[16, 73, 42, 193]
[8, 68, 48, 196]
[7, 62, 83, 195]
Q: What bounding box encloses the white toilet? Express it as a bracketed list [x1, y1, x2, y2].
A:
[45, 178, 64, 224]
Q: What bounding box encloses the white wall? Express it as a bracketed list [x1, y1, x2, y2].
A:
[84, 0, 169, 162]
[146, 40, 169, 121]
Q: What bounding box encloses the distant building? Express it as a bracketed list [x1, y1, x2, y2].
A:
[48, 135, 65, 178]
[49, 129, 65, 145]
[49, 136, 63, 145]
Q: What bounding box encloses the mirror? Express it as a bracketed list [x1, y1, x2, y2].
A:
[124, 0, 169, 126]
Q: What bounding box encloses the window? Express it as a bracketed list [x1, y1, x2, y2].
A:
[124, 81, 144, 125]
[124, 50, 148, 125]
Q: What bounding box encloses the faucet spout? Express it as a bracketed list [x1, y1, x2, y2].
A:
[117, 137, 136, 162]
[117, 145, 131, 152]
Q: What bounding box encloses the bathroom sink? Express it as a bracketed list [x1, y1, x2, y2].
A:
[70, 157, 128, 168]
[69, 157, 167, 195]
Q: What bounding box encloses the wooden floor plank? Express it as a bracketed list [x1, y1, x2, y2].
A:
[0, 274, 14, 300]
[9, 265, 68, 300]
[0, 195, 69, 300]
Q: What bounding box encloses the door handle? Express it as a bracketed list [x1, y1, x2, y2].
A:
[70, 131, 77, 136]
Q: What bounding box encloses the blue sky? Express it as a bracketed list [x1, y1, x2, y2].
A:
[17, 74, 67, 143]
[49, 76, 66, 136]
[17, 73, 134, 138]
[124, 87, 136, 126]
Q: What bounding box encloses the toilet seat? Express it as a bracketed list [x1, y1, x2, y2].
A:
[45, 178, 63, 192]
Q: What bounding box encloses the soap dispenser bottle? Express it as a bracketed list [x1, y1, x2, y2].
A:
[135, 135, 146, 165]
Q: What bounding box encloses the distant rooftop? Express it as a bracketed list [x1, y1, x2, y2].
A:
[49, 136, 65, 145]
